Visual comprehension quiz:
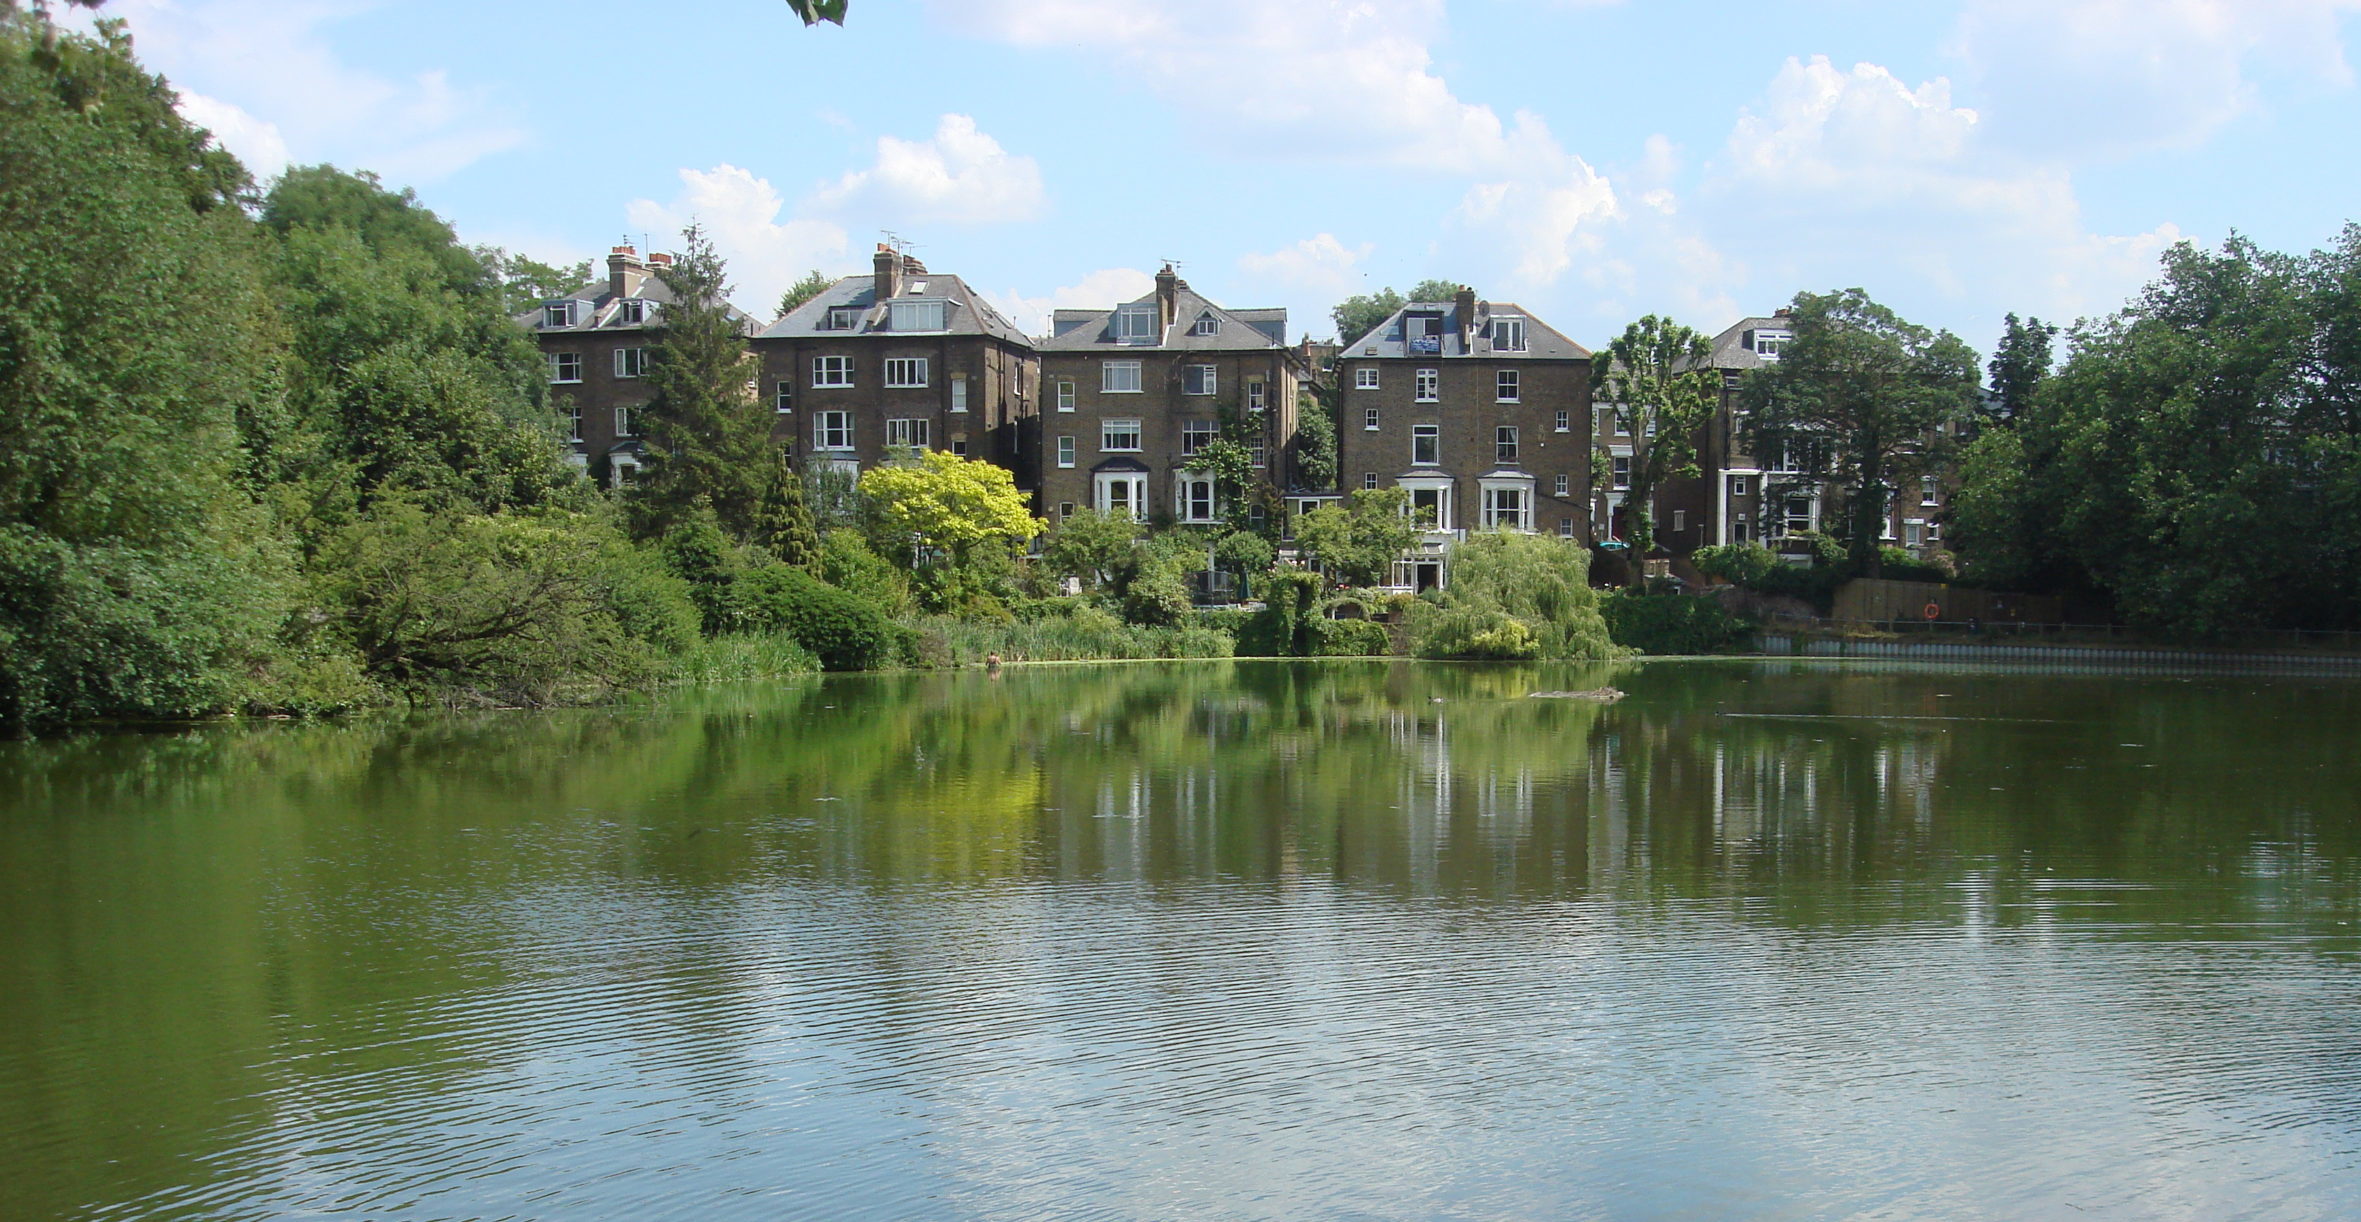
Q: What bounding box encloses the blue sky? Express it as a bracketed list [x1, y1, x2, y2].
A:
[87, 0, 2361, 358]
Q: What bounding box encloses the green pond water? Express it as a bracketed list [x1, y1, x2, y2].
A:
[3, 659, 2359, 1220]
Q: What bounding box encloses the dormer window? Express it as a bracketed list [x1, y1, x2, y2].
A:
[1191, 311, 1219, 337]
[888, 299, 947, 332]
[1406, 313, 1443, 355]
[825, 306, 859, 330]
[1752, 328, 1791, 359]
[1114, 303, 1158, 344]
[1489, 316, 1526, 352]
[543, 301, 574, 328]
[618, 299, 645, 325]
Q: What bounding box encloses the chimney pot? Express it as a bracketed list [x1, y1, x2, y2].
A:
[874, 247, 902, 302]
[608, 246, 647, 299]
[1155, 264, 1179, 332]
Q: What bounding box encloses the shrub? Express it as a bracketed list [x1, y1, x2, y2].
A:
[669, 633, 820, 683]
[1600, 590, 1754, 655]
[1239, 568, 1324, 656]
[1311, 618, 1392, 657]
[1414, 607, 1541, 660]
[1878, 546, 1956, 583]
[816, 529, 913, 617]
[728, 565, 894, 671]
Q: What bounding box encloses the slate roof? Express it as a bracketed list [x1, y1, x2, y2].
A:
[1337, 300, 1590, 360]
[1039, 282, 1289, 352]
[518, 268, 760, 336]
[1702, 315, 1794, 371]
[757, 272, 1030, 346]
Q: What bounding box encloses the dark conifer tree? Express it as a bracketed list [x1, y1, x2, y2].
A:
[632, 225, 772, 542]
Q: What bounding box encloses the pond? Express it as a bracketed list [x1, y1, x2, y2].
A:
[3, 660, 2358, 1220]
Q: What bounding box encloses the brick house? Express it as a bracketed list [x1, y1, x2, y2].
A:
[749, 245, 1038, 486]
[525, 245, 761, 488]
[1332, 288, 1593, 590]
[1035, 266, 1304, 526]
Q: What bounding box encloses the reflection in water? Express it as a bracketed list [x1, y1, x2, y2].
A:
[2, 661, 2359, 1220]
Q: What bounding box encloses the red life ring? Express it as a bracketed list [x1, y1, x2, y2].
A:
[1922, 602, 1941, 621]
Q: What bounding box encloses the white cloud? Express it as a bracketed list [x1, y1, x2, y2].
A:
[1951, 0, 2361, 156]
[1702, 55, 2185, 334]
[1237, 234, 1374, 299]
[986, 268, 1155, 337]
[627, 166, 851, 317]
[82, 0, 524, 183]
[174, 90, 289, 182]
[813, 114, 1047, 226]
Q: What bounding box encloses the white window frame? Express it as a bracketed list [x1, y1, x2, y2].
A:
[1559, 518, 1575, 539]
[1095, 472, 1148, 519]
[886, 418, 930, 449]
[614, 404, 637, 437]
[951, 376, 968, 413]
[1102, 360, 1142, 394]
[1191, 312, 1220, 337]
[618, 299, 646, 325]
[1181, 420, 1218, 457]
[1411, 424, 1440, 467]
[1056, 436, 1076, 468]
[1363, 473, 1379, 491]
[888, 299, 947, 333]
[1399, 476, 1453, 531]
[1056, 380, 1077, 412]
[825, 306, 859, 330]
[1730, 475, 1750, 498]
[1921, 476, 1940, 507]
[1555, 409, 1570, 432]
[1176, 475, 1218, 523]
[1489, 317, 1526, 352]
[1102, 418, 1142, 452]
[1247, 379, 1267, 411]
[1480, 483, 1532, 531]
[1184, 364, 1217, 396]
[562, 401, 582, 443]
[1554, 473, 1570, 497]
[884, 357, 929, 388]
[1754, 328, 1792, 359]
[614, 348, 648, 379]
[1355, 367, 1380, 391]
[1612, 455, 1631, 489]
[1496, 425, 1519, 463]
[815, 410, 853, 452]
[1672, 509, 1687, 532]
[1364, 407, 1380, 431]
[543, 301, 573, 328]
[774, 380, 794, 413]
[548, 352, 581, 384]
[1496, 370, 1520, 402]
[1415, 368, 1439, 403]
[812, 356, 853, 388]
[1114, 304, 1158, 344]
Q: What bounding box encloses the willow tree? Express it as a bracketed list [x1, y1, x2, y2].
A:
[1592, 314, 1718, 584]
[1738, 289, 1980, 575]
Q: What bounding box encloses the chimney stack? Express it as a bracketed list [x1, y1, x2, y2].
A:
[1155, 264, 1179, 332]
[874, 243, 902, 302]
[608, 245, 644, 299]
[1455, 285, 1477, 348]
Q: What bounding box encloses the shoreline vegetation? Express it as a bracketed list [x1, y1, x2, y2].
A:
[7, 12, 2360, 736]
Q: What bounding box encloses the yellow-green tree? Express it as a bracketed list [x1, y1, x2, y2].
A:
[859, 451, 1042, 571]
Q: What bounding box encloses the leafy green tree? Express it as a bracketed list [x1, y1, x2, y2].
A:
[1042, 508, 1143, 593]
[481, 247, 592, 316]
[1296, 488, 1417, 587]
[631, 225, 773, 541]
[1407, 531, 1615, 661]
[262, 166, 565, 512]
[785, 0, 846, 24]
[1952, 233, 2361, 634]
[1738, 288, 1981, 575]
[859, 450, 1042, 571]
[0, 10, 291, 730]
[1592, 314, 1718, 583]
[777, 269, 833, 319]
[1986, 312, 2057, 424]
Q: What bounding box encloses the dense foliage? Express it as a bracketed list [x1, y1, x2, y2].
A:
[1599, 590, 1754, 655]
[1739, 289, 1981, 575]
[1593, 314, 1718, 579]
[1407, 532, 1616, 661]
[1950, 231, 2361, 635]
